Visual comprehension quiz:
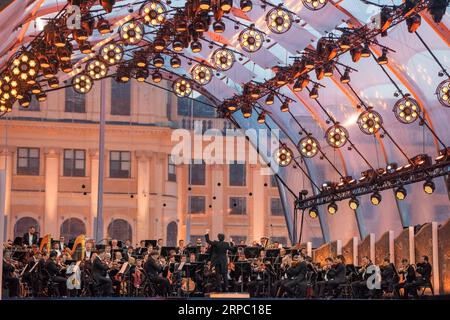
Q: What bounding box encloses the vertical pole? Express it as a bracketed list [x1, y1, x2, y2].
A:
[0, 170, 6, 300]
[96, 79, 106, 243]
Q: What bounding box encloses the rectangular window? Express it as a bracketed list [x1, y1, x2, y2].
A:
[188, 161, 205, 185]
[189, 196, 206, 214]
[63, 149, 86, 177]
[229, 197, 246, 215]
[168, 156, 176, 182]
[270, 198, 283, 216]
[110, 151, 131, 178]
[229, 163, 246, 186]
[111, 80, 131, 115]
[65, 86, 86, 113]
[17, 148, 40, 175]
[270, 175, 278, 188]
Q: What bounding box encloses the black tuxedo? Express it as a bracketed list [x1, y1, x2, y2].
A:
[23, 232, 38, 246]
[144, 257, 169, 296]
[2, 261, 20, 297]
[45, 259, 67, 296]
[92, 257, 112, 296]
[205, 233, 233, 292]
[282, 261, 308, 297]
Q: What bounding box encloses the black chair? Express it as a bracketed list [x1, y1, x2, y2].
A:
[418, 281, 434, 296]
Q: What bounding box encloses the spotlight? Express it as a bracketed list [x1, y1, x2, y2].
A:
[276, 73, 288, 86]
[428, 0, 447, 23]
[301, 75, 310, 89]
[303, 58, 314, 70]
[298, 136, 319, 158]
[212, 48, 234, 71]
[395, 186, 407, 200]
[393, 96, 421, 124]
[61, 62, 73, 73]
[199, 0, 211, 10]
[309, 207, 319, 219]
[377, 48, 388, 65]
[265, 92, 275, 105]
[213, 20, 225, 33]
[172, 37, 185, 52]
[100, 0, 116, 13]
[309, 84, 319, 99]
[315, 67, 324, 80]
[406, 14, 421, 33]
[436, 147, 450, 163]
[436, 78, 450, 108]
[190, 41, 202, 53]
[136, 68, 149, 82]
[380, 7, 393, 33]
[154, 37, 166, 52]
[43, 67, 57, 79]
[116, 66, 131, 83]
[361, 43, 371, 58]
[30, 84, 41, 95]
[423, 180, 435, 194]
[72, 73, 93, 94]
[79, 41, 93, 54]
[226, 100, 237, 111]
[257, 112, 266, 124]
[53, 33, 66, 48]
[239, 28, 264, 52]
[100, 42, 123, 65]
[0, 73, 18, 101]
[37, 55, 50, 69]
[0, 100, 12, 113]
[240, 0, 253, 12]
[97, 17, 111, 34]
[370, 192, 382, 206]
[339, 35, 351, 51]
[274, 146, 293, 167]
[175, 18, 188, 32]
[86, 59, 108, 80]
[348, 197, 359, 210]
[19, 93, 31, 108]
[140, 1, 166, 26]
[119, 21, 144, 45]
[10, 51, 39, 83]
[48, 78, 59, 88]
[152, 70, 162, 83]
[191, 64, 212, 85]
[293, 78, 303, 92]
[327, 202, 338, 215]
[357, 110, 383, 135]
[220, 0, 233, 12]
[36, 92, 47, 102]
[153, 54, 164, 68]
[323, 63, 334, 77]
[266, 7, 292, 34]
[411, 154, 432, 167]
[385, 162, 398, 174]
[241, 104, 252, 118]
[173, 78, 192, 97]
[280, 99, 290, 112]
[340, 68, 351, 83]
[193, 19, 208, 32]
[170, 56, 181, 68]
[350, 46, 362, 63]
[302, 0, 328, 11]
[250, 87, 261, 99]
[135, 52, 148, 68]
[325, 124, 349, 148]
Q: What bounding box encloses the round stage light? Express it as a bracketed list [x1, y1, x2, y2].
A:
[309, 207, 319, 219]
[191, 64, 212, 85]
[327, 202, 338, 215]
[11, 51, 38, 83]
[212, 48, 234, 71]
[357, 109, 383, 135]
[153, 54, 164, 68]
[436, 78, 450, 108]
[136, 68, 149, 82]
[266, 7, 292, 34]
[349, 197, 359, 210]
[239, 28, 264, 53]
[72, 73, 93, 94]
[298, 136, 319, 158]
[395, 186, 407, 200]
[423, 180, 435, 194]
[370, 192, 382, 206]
[0, 99, 12, 113]
[325, 124, 349, 148]
[119, 21, 144, 45]
[173, 78, 192, 97]
[393, 96, 421, 124]
[257, 112, 266, 124]
[86, 60, 108, 80]
[274, 146, 293, 167]
[302, 0, 328, 11]
[100, 42, 123, 65]
[152, 70, 162, 83]
[140, 1, 166, 26]
[240, 0, 253, 12]
[0, 73, 18, 102]
[170, 56, 181, 69]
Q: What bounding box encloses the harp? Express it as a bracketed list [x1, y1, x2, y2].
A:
[70, 234, 86, 261]
[39, 234, 52, 253]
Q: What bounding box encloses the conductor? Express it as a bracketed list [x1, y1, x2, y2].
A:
[205, 230, 233, 292]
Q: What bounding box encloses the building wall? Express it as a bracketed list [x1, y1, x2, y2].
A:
[0, 79, 289, 246]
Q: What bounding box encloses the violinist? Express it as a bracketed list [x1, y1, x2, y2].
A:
[45, 251, 67, 297]
[394, 258, 416, 298]
[144, 250, 169, 296]
[280, 254, 308, 297]
[314, 257, 334, 297]
[123, 246, 134, 261]
[351, 256, 375, 298]
[325, 255, 347, 296]
[407, 255, 432, 298]
[2, 252, 20, 297]
[380, 257, 395, 293]
[92, 251, 113, 297]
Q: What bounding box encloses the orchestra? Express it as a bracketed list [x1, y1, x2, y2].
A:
[1, 226, 436, 299]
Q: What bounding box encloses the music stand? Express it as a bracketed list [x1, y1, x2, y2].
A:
[184, 246, 198, 256]
[182, 263, 198, 295]
[145, 240, 157, 247]
[13, 237, 23, 246]
[244, 246, 261, 259]
[161, 246, 177, 257]
[234, 261, 251, 292]
[198, 253, 210, 262]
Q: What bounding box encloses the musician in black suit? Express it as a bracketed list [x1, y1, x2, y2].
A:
[394, 258, 416, 298]
[144, 250, 169, 296]
[2, 252, 20, 297]
[45, 251, 67, 297]
[91, 252, 113, 296]
[407, 255, 432, 298]
[281, 255, 308, 297]
[380, 257, 395, 293]
[23, 226, 38, 246]
[205, 230, 233, 292]
[314, 257, 334, 297]
[351, 256, 376, 298]
[325, 255, 347, 296]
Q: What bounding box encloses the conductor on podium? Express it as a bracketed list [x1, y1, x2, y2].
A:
[205, 230, 233, 292]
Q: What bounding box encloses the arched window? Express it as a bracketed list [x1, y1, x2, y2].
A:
[107, 219, 132, 242]
[166, 221, 178, 247]
[14, 217, 40, 239]
[60, 218, 86, 242]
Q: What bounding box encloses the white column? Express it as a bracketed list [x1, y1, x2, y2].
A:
[432, 221, 440, 294]
[0, 147, 13, 239]
[352, 237, 359, 266]
[336, 240, 342, 255]
[408, 226, 415, 265]
[151, 152, 165, 239]
[306, 242, 312, 257]
[176, 165, 186, 242]
[389, 230, 395, 263]
[136, 151, 150, 242]
[369, 233, 375, 263]
[44, 148, 60, 237]
[89, 149, 99, 238]
[211, 164, 224, 237]
[251, 166, 265, 241]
